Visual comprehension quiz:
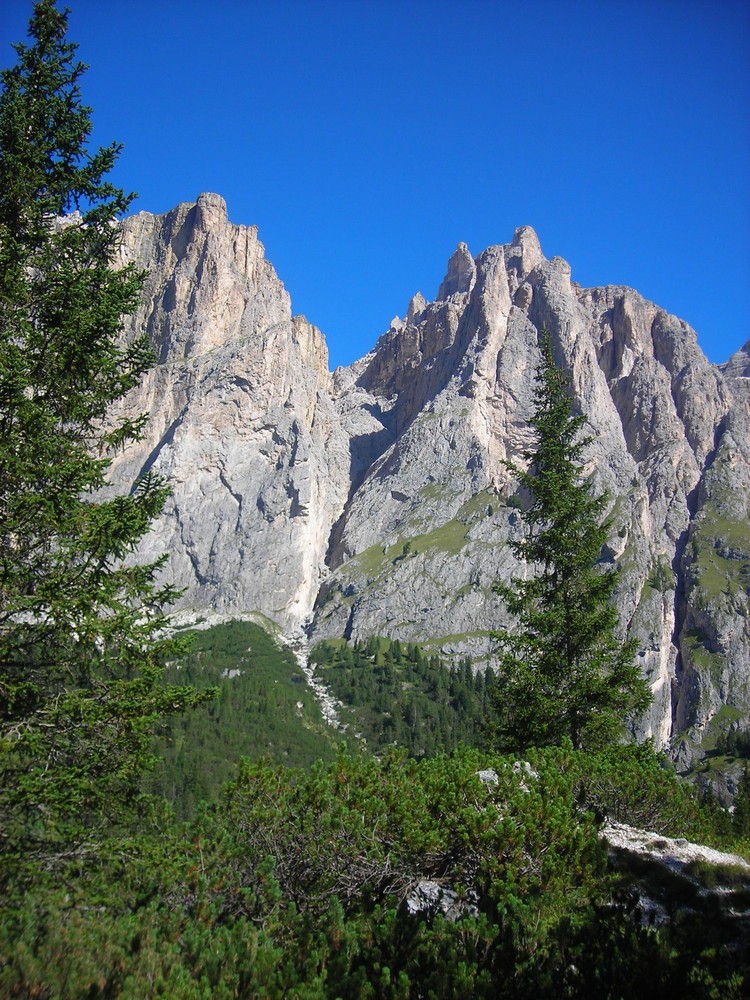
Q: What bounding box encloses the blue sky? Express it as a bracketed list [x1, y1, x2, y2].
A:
[2, 0, 749, 369]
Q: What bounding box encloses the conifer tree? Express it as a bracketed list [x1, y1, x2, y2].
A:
[489, 333, 651, 752]
[734, 763, 750, 839]
[0, 0, 203, 891]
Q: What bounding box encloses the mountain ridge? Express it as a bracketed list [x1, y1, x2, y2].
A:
[109, 194, 750, 773]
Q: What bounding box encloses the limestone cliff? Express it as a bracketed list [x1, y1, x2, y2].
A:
[109, 193, 351, 625]
[110, 196, 750, 765]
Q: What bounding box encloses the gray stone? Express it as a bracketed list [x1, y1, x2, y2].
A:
[108, 195, 750, 769]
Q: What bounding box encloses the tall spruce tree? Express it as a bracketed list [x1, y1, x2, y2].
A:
[489, 333, 651, 752]
[0, 0, 204, 892]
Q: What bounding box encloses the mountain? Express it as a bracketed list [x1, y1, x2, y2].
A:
[110, 194, 750, 770]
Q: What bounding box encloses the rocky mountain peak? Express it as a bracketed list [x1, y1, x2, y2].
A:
[505, 225, 544, 285]
[437, 242, 476, 299]
[109, 197, 750, 775]
[194, 190, 228, 225]
[721, 339, 750, 378]
[406, 292, 427, 325]
[119, 192, 290, 365]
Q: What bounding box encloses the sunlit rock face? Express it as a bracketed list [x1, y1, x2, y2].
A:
[110, 193, 351, 626]
[110, 196, 750, 764]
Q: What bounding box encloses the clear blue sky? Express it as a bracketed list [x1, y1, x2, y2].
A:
[2, 0, 749, 368]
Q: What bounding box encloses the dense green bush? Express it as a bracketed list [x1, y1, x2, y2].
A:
[2, 745, 746, 998]
[562, 741, 723, 842]
[214, 746, 603, 925]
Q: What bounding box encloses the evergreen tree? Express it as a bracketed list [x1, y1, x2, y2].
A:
[488, 333, 651, 752]
[0, 0, 204, 892]
[734, 764, 750, 839]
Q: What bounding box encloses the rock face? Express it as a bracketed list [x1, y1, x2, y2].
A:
[111, 196, 750, 765]
[110, 194, 351, 625]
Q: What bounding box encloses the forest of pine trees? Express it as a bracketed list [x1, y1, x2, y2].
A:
[311, 637, 496, 756]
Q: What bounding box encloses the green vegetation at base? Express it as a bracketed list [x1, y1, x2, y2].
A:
[310, 636, 496, 756]
[149, 621, 340, 818]
[2, 744, 746, 998]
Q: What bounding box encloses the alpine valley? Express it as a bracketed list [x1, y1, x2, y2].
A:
[109, 192, 750, 779]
